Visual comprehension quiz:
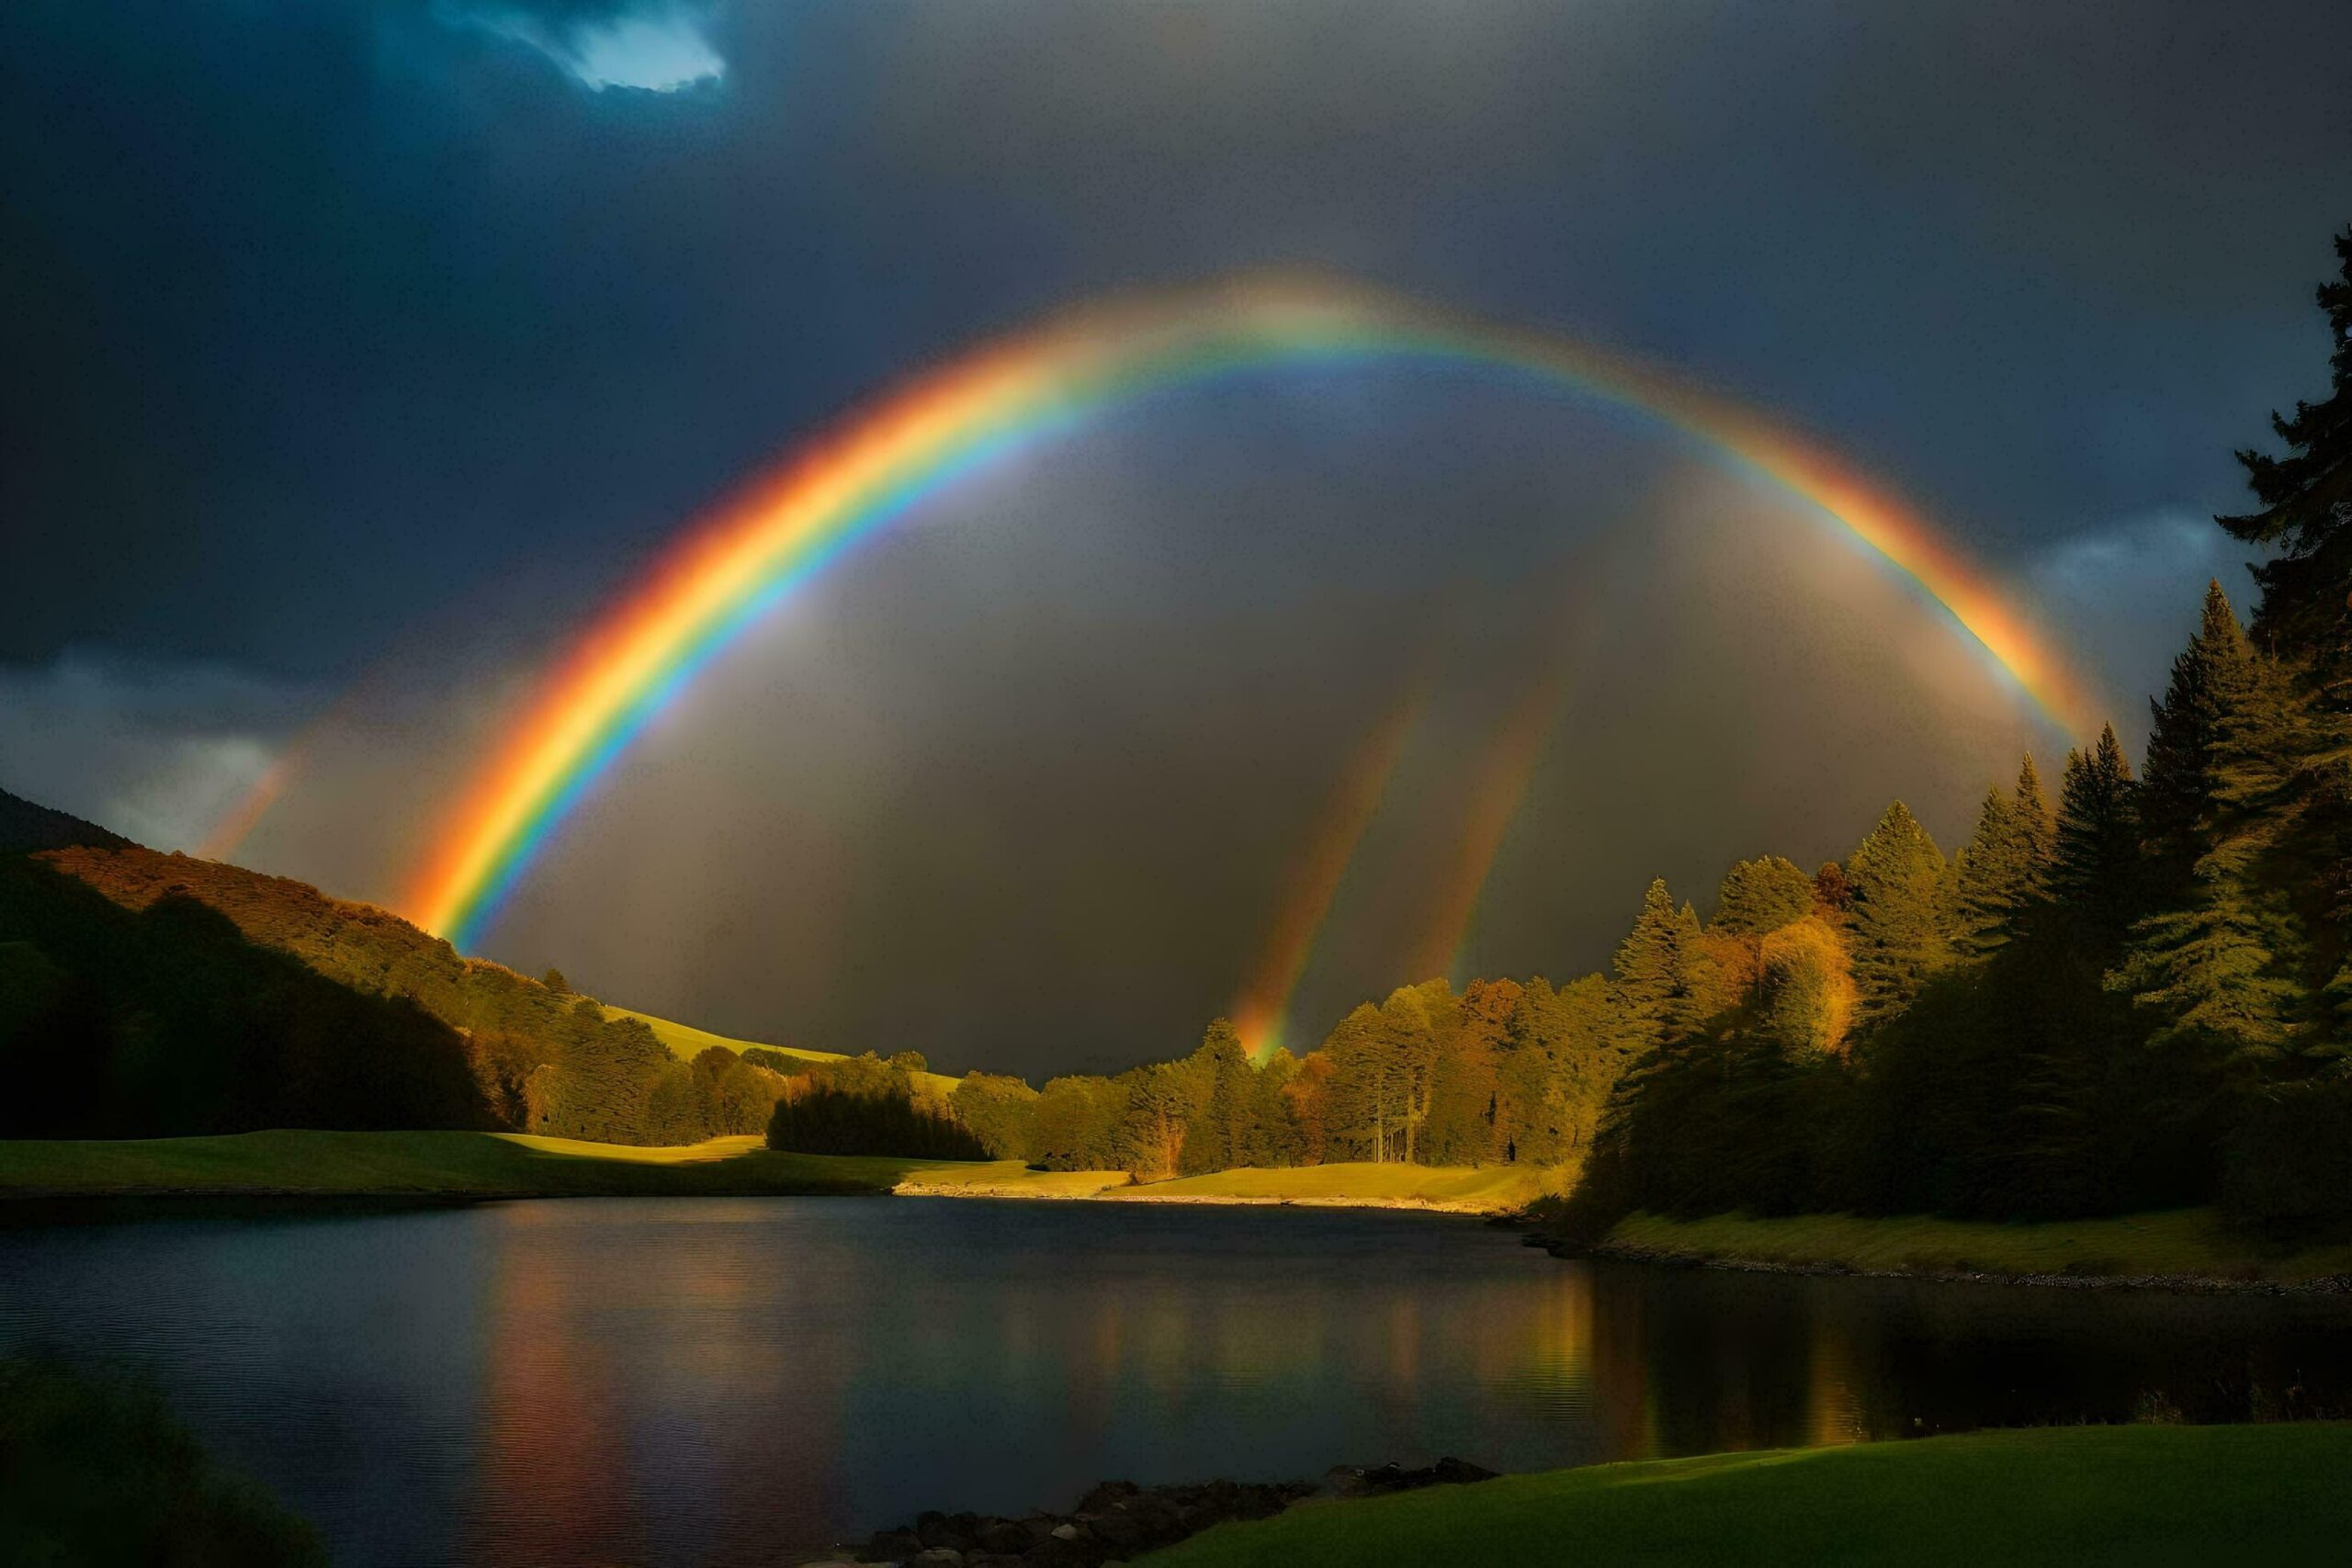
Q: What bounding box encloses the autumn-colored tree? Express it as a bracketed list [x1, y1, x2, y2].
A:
[1713, 856, 1815, 936]
[1280, 1049, 1337, 1163]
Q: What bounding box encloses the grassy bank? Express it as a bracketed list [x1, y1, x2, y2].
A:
[891, 1160, 1560, 1213]
[0, 1135, 1558, 1215]
[1107, 1162, 1556, 1212]
[1590, 1207, 2352, 1286]
[0, 1130, 943, 1202]
[1145, 1423, 2352, 1567]
[610, 1006, 966, 1097]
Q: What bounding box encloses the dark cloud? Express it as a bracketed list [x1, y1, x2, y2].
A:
[0, 651, 311, 851]
[4, 0, 2346, 1071]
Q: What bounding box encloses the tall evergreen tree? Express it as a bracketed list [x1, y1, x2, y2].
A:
[1955, 785, 2022, 958]
[2012, 753, 2056, 901]
[2140, 582, 2256, 888]
[2047, 726, 2140, 953]
[2121, 645, 2312, 1069]
[1180, 1018, 1260, 1174]
[1713, 856, 1815, 936]
[1611, 878, 1685, 1049]
[1845, 802, 1951, 1023]
[2219, 224, 2352, 685]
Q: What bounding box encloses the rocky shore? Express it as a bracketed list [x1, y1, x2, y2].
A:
[799, 1459, 1498, 1568]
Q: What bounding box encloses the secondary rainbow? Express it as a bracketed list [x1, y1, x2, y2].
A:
[407, 276, 2098, 949]
[1228, 678, 1430, 1062]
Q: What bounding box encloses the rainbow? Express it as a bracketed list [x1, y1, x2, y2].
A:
[407, 275, 2098, 949]
[1405, 662, 1579, 990]
[1228, 679, 1430, 1061]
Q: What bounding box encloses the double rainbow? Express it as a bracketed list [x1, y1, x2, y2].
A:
[407, 276, 2096, 950]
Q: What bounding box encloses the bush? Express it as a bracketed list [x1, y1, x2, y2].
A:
[0, 1355, 324, 1567]
[765, 1078, 989, 1159]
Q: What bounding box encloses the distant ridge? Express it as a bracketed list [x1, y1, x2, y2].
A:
[0, 787, 133, 854]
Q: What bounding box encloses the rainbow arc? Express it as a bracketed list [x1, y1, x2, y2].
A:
[406, 276, 2098, 951]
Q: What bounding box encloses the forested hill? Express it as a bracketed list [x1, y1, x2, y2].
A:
[0, 789, 130, 854]
[0, 813, 775, 1145]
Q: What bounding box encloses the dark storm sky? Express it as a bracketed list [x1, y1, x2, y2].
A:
[5, 1, 2348, 1076]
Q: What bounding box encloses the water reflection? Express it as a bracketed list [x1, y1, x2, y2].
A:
[5, 1199, 2351, 1567]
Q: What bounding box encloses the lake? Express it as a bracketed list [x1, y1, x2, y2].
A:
[5, 1197, 2349, 1566]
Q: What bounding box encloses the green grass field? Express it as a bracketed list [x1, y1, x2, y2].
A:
[1108, 1161, 1561, 1212]
[892, 1160, 1136, 1198]
[1142, 1423, 2352, 1567]
[610, 1006, 966, 1097]
[888, 1159, 1564, 1211]
[0, 1129, 966, 1201]
[1598, 1207, 2352, 1284]
[0, 1135, 1554, 1215]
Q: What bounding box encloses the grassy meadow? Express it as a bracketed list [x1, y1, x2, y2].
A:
[1142, 1423, 2352, 1568]
[1105, 1161, 1559, 1212]
[1594, 1207, 2352, 1285]
[610, 1005, 967, 1097]
[888, 1158, 1563, 1212]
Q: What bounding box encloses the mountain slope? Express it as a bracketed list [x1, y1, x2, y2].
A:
[0, 789, 130, 854]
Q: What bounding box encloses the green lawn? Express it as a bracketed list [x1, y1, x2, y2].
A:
[1109, 1161, 1562, 1213]
[610, 1005, 966, 1097]
[1600, 1207, 2352, 1284]
[887, 1159, 1566, 1211]
[0, 1129, 986, 1201]
[1144, 1424, 2352, 1567]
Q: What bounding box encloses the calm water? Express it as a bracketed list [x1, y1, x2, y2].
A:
[6, 1198, 2352, 1566]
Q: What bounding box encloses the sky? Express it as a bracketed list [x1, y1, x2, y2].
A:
[3, 0, 2348, 1077]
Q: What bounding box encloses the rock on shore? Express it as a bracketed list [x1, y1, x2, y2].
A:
[805, 1460, 1499, 1568]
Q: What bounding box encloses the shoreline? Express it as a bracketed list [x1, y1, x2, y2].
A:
[888, 1180, 1516, 1215]
[1571, 1238, 2352, 1296]
[888, 1160, 1557, 1214]
[1540, 1207, 2352, 1296]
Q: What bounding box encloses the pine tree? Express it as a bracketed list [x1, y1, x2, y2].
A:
[2209, 225, 2352, 1056]
[1954, 756, 2058, 956]
[1955, 784, 2021, 958]
[1180, 1019, 1256, 1174]
[1611, 878, 1684, 1049]
[2047, 725, 2140, 953]
[2012, 753, 2056, 902]
[2140, 582, 2256, 889]
[1846, 801, 1952, 1024]
[2121, 648, 2312, 1068]
[2219, 225, 2352, 685]
[1712, 856, 1815, 935]
[1669, 900, 1728, 1033]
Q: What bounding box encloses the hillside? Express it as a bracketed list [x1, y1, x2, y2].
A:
[612, 1005, 964, 1097]
[0, 794, 772, 1145]
[0, 789, 130, 854]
